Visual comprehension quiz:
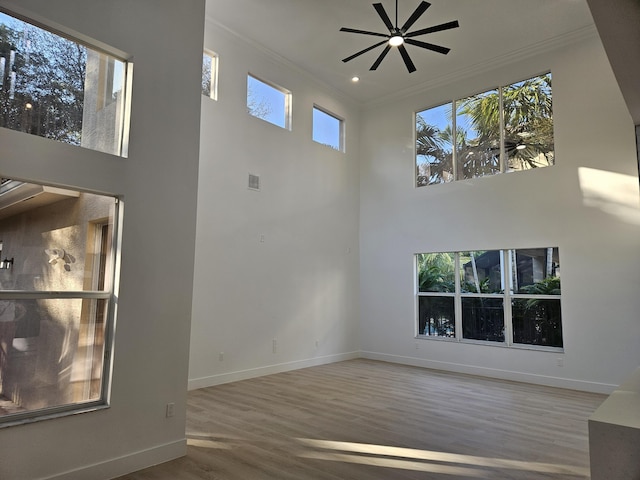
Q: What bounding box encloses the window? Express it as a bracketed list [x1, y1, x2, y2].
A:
[202, 50, 218, 100]
[0, 9, 130, 156]
[247, 74, 291, 129]
[416, 73, 553, 187]
[0, 178, 119, 425]
[312, 106, 343, 151]
[416, 247, 561, 348]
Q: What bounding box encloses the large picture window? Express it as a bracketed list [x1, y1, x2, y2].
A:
[416, 73, 553, 187]
[0, 177, 118, 425]
[416, 247, 561, 349]
[0, 9, 130, 156]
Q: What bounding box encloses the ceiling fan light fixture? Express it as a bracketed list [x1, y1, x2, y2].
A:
[389, 35, 404, 47]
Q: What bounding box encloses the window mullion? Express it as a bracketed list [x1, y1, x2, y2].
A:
[503, 250, 513, 346]
[499, 86, 506, 173]
[454, 252, 462, 341]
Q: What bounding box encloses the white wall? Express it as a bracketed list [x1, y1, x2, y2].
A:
[188, 19, 361, 389]
[0, 1, 204, 478]
[359, 31, 640, 394]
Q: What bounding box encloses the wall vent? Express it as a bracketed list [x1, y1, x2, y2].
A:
[248, 173, 260, 191]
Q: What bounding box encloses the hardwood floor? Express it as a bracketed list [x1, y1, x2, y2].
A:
[115, 359, 606, 480]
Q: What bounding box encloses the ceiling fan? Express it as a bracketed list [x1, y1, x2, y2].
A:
[340, 0, 459, 73]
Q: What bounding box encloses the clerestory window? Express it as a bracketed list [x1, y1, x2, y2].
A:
[0, 9, 131, 156]
[247, 74, 291, 130]
[416, 73, 554, 187]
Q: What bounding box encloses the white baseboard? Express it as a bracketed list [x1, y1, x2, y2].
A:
[43, 439, 186, 480]
[360, 351, 617, 394]
[188, 351, 360, 391]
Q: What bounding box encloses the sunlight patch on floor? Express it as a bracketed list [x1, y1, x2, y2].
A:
[295, 438, 589, 477]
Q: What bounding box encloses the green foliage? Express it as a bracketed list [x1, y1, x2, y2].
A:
[519, 276, 561, 296]
[417, 253, 455, 292]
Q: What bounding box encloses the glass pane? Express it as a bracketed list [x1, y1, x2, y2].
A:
[416, 104, 454, 186]
[418, 296, 455, 337]
[313, 107, 341, 151]
[0, 297, 107, 418]
[417, 253, 455, 292]
[247, 75, 290, 129]
[512, 298, 562, 347]
[511, 247, 560, 294]
[462, 297, 504, 342]
[202, 51, 217, 99]
[505, 74, 554, 171]
[460, 250, 503, 293]
[0, 179, 115, 292]
[455, 90, 500, 180]
[0, 11, 128, 156]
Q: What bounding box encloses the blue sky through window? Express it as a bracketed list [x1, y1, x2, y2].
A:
[313, 107, 341, 150]
[247, 75, 288, 128]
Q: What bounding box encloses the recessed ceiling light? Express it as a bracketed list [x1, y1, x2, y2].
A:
[351, 76, 360, 83]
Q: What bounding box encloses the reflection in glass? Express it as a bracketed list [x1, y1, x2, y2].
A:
[512, 298, 562, 347]
[416, 103, 454, 186]
[418, 296, 455, 337]
[462, 297, 504, 342]
[455, 90, 500, 180]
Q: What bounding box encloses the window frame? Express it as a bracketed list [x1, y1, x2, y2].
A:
[0, 180, 121, 428]
[415, 248, 563, 352]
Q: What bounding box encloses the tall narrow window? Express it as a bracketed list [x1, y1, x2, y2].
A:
[0, 178, 119, 425]
[312, 106, 343, 151]
[247, 74, 291, 130]
[416, 103, 453, 186]
[202, 50, 218, 100]
[0, 9, 131, 156]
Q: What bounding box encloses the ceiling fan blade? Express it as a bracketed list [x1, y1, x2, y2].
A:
[400, 1, 431, 33]
[370, 44, 392, 70]
[373, 3, 394, 31]
[398, 44, 416, 73]
[405, 20, 460, 38]
[340, 27, 389, 38]
[342, 40, 388, 63]
[404, 38, 451, 55]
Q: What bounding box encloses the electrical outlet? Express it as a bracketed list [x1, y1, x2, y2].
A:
[272, 339, 277, 353]
[166, 402, 175, 418]
[556, 357, 564, 367]
[219, 352, 224, 361]
[415, 342, 419, 350]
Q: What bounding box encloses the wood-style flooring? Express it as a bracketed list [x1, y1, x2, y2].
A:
[114, 359, 606, 480]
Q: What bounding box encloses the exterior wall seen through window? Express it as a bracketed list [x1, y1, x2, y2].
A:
[0, 178, 118, 426]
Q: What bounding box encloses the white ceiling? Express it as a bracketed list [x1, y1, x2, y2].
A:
[205, 0, 596, 105]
